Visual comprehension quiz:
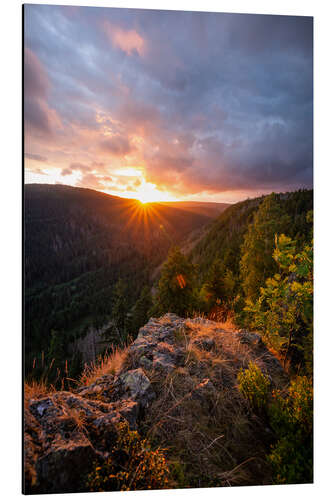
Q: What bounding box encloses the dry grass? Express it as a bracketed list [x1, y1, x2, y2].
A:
[79, 346, 128, 386]
[58, 406, 88, 435]
[24, 380, 52, 409]
[143, 369, 271, 487]
[24, 316, 288, 490]
[138, 319, 288, 488]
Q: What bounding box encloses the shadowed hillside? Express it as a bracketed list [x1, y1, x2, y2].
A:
[25, 184, 216, 288]
[24, 184, 220, 381]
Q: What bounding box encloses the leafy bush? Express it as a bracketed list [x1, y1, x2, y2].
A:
[237, 361, 270, 410]
[245, 233, 313, 371]
[87, 421, 169, 491]
[268, 376, 313, 484]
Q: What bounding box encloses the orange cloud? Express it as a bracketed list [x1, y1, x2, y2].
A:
[104, 21, 146, 56]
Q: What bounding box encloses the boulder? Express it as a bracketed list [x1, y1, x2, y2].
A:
[153, 353, 176, 373]
[76, 374, 116, 403]
[139, 355, 153, 371]
[35, 436, 100, 493]
[117, 368, 155, 408]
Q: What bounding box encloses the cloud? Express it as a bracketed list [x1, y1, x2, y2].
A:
[24, 47, 49, 99]
[24, 6, 313, 199]
[61, 162, 92, 176]
[78, 172, 108, 191]
[24, 47, 62, 136]
[104, 21, 146, 56]
[99, 135, 136, 156]
[25, 152, 48, 162]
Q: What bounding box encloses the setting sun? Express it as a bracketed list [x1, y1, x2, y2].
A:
[135, 180, 177, 204]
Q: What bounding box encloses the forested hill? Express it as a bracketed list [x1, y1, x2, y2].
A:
[151, 187, 313, 377]
[25, 184, 225, 289]
[24, 184, 227, 378]
[190, 189, 313, 285]
[158, 200, 230, 218]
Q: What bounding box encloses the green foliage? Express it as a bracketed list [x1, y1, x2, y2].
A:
[245, 234, 313, 370]
[267, 376, 313, 484]
[237, 361, 270, 410]
[168, 460, 187, 488]
[86, 421, 169, 491]
[191, 189, 312, 319]
[129, 285, 153, 336]
[201, 258, 225, 308]
[155, 247, 197, 316]
[111, 279, 129, 343]
[200, 261, 238, 315]
[240, 194, 291, 302]
[223, 268, 237, 303]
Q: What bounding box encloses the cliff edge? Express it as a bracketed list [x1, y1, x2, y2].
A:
[24, 313, 288, 493]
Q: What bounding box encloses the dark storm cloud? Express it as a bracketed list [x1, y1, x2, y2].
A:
[24, 5, 313, 196]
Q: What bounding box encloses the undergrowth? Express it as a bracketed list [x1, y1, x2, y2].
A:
[86, 421, 169, 491]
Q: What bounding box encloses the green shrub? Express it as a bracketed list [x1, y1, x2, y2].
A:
[267, 376, 313, 484]
[244, 234, 313, 371]
[237, 361, 270, 410]
[87, 421, 169, 491]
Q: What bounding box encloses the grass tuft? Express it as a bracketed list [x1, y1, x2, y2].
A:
[80, 346, 128, 386]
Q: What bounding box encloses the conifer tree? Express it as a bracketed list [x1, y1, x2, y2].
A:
[155, 247, 196, 316]
[202, 258, 225, 307]
[240, 193, 290, 301]
[130, 285, 153, 335]
[112, 279, 128, 342]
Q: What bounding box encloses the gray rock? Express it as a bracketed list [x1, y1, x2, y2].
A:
[236, 331, 263, 346]
[153, 353, 176, 373]
[116, 400, 140, 429]
[129, 338, 157, 356]
[36, 436, 99, 493]
[118, 368, 155, 408]
[139, 355, 153, 371]
[192, 336, 216, 351]
[34, 398, 54, 417]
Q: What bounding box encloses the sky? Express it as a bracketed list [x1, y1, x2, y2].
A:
[24, 5, 313, 203]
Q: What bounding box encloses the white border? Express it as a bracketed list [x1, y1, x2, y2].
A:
[1, 1, 332, 499]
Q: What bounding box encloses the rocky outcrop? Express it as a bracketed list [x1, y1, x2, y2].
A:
[24, 313, 287, 493]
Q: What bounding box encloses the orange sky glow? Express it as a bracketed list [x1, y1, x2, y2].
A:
[24, 6, 312, 205]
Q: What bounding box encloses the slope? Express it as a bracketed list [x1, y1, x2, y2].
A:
[24, 184, 216, 376]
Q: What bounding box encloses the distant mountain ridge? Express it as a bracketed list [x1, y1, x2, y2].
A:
[158, 200, 230, 218]
[25, 184, 224, 287]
